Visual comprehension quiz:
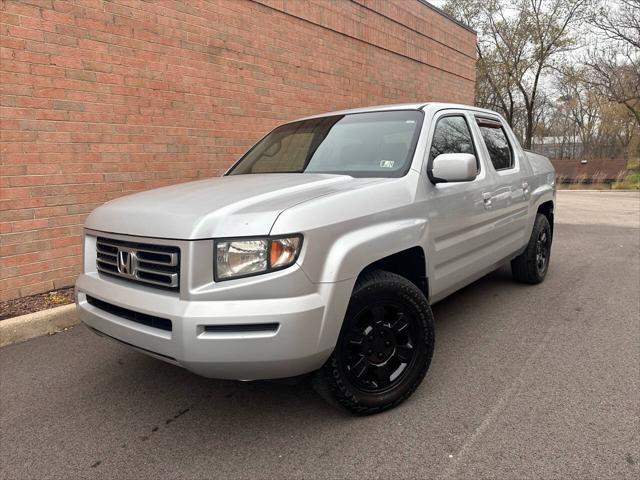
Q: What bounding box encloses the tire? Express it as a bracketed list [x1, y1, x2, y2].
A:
[314, 270, 435, 415]
[511, 213, 552, 284]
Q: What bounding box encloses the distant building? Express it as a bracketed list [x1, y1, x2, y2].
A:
[531, 136, 583, 160]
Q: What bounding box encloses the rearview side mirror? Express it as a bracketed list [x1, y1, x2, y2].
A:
[429, 153, 477, 183]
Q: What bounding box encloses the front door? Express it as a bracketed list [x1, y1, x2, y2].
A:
[423, 110, 503, 302]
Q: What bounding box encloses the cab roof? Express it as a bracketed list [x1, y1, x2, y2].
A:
[297, 102, 501, 121]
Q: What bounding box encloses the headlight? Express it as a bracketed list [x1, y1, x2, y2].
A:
[215, 235, 302, 280]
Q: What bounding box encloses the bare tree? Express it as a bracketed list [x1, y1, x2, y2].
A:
[444, 0, 588, 148]
[443, 0, 523, 129]
[590, 0, 640, 50]
[585, 0, 640, 125]
[556, 66, 601, 154]
[544, 63, 637, 159]
[475, 50, 522, 127]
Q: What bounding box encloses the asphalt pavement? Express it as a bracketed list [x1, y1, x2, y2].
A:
[1, 190, 639, 479]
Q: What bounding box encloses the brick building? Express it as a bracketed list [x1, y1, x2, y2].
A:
[0, 0, 476, 301]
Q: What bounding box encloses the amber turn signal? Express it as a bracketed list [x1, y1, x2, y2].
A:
[269, 237, 301, 268]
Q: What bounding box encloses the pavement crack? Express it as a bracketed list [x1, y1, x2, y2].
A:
[165, 407, 190, 425]
[438, 265, 591, 480]
[438, 327, 556, 480]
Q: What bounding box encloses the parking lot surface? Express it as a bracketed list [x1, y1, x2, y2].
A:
[1, 190, 639, 479]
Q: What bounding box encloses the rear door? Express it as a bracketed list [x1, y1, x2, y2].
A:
[472, 116, 532, 263]
[424, 109, 503, 302]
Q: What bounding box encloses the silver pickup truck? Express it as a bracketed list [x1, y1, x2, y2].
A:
[76, 102, 555, 414]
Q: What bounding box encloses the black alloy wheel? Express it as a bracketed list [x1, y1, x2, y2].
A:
[535, 229, 549, 276]
[342, 302, 418, 394]
[511, 213, 552, 284]
[314, 270, 434, 415]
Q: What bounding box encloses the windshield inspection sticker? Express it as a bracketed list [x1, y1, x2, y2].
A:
[380, 160, 395, 168]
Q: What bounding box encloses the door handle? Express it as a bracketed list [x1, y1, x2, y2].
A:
[483, 192, 493, 209]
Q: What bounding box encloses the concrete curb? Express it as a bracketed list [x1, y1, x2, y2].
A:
[0, 304, 79, 348]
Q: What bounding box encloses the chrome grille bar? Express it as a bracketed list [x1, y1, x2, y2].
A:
[96, 237, 180, 290]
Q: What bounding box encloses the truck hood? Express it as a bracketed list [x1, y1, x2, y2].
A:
[85, 173, 383, 239]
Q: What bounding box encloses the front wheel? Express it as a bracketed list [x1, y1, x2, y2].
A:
[511, 213, 552, 284]
[314, 270, 435, 415]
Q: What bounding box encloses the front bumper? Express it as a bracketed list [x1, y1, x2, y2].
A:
[78, 272, 347, 380]
[75, 271, 349, 380]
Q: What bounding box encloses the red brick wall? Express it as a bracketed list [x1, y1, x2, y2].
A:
[552, 158, 629, 182]
[0, 0, 476, 301]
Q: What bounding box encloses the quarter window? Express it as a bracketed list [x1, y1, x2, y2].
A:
[476, 118, 513, 170]
[428, 116, 476, 164]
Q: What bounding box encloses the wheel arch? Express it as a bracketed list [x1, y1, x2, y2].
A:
[536, 199, 555, 240]
[309, 217, 429, 284]
[305, 218, 430, 355]
[358, 246, 428, 299]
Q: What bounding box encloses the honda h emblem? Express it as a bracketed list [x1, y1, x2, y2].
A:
[117, 249, 135, 276]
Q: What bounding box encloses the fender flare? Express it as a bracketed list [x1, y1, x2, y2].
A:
[316, 217, 428, 283]
[526, 183, 555, 239]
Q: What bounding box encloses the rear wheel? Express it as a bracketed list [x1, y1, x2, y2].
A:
[314, 270, 434, 415]
[511, 213, 552, 284]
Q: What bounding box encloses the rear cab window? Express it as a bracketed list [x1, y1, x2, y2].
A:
[475, 117, 514, 171]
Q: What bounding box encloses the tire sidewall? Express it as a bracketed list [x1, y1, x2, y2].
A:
[533, 215, 551, 281]
[331, 275, 434, 409]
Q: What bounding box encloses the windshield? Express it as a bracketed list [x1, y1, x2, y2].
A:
[227, 110, 424, 178]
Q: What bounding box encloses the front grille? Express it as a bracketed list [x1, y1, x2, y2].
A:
[96, 236, 180, 290]
[86, 295, 173, 332]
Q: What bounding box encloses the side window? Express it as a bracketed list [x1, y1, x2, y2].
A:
[476, 118, 513, 170]
[428, 116, 476, 167]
